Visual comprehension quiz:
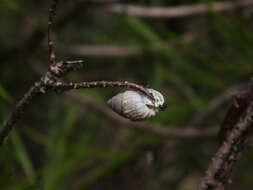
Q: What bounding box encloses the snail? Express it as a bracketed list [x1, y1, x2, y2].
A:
[107, 89, 166, 121]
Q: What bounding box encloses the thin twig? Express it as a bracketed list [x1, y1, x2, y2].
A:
[0, 82, 43, 144]
[0, 0, 62, 145]
[105, 0, 253, 18]
[1, 0, 115, 64]
[47, 81, 152, 99]
[0, 0, 152, 145]
[59, 44, 142, 57]
[25, 60, 218, 140]
[0, 60, 84, 145]
[47, 60, 84, 79]
[0, 1, 84, 145]
[48, 0, 59, 64]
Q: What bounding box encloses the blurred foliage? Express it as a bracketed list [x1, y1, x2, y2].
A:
[1, 0, 253, 189]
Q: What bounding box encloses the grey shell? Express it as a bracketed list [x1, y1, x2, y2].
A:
[107, 89, 164, 121]
[147, 89, 164, 107]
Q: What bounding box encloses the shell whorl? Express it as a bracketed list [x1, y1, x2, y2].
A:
[107, 89, 164, 121]
[147, 89, 164, 108]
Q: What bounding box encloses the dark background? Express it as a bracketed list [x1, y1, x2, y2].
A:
[1, 0, 253, 189]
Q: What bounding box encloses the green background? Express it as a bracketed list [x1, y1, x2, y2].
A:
[1, 0, 253, 189]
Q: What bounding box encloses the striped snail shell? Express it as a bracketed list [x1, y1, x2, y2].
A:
[107, 89, 165, 121]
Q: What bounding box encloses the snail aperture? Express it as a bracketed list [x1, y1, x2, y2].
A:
[107, 89, 165, 121]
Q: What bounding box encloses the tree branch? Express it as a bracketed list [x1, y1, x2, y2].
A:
[46, 81, 152, 98]
[0, 82, 42, 144]
[0, 0, 121, 64]
[0, 60, 85, 145]
[199, 87, 253, 190]
[0, 0, 154, 145]
[23, 59, 218, 141]
[48, 0, 59, 64]
[105, 0, 253, 18]
[58, 44, 142, 57]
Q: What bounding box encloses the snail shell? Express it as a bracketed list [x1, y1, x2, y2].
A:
[107, 89, 165, 121]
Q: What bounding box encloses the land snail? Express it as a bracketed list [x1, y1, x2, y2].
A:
[107, 89, 166, 121]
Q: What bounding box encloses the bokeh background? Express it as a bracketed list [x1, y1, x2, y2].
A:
[1, 0, 253, 189]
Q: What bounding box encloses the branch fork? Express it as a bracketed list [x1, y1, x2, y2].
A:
[0, 0, 151, 145]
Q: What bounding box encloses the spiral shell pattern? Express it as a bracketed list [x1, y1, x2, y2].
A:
[107, 89, 164, 121]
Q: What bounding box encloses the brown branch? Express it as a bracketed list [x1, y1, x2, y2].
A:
[0, 0, 62, 145]
[26, 59, 217, 140]
[0, 60, 84, 145]
[199, 89, 253, 190]
[47, 60, 84, 79]
[1, 1, 78, 63]
[0, 1, 85, 145]
[48, 0, 59, 64]
[0, 0, 151, 144]
[58, 44, 143, 57]
[2, 56, 156, 145]
[218, 89, 253, 142]
[24, 59, 218, 140]
[0, 82, 43, 144]
[0, 0, 121, 64]
[105, 0, 253, 18]
[46, 81, 153, 99]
